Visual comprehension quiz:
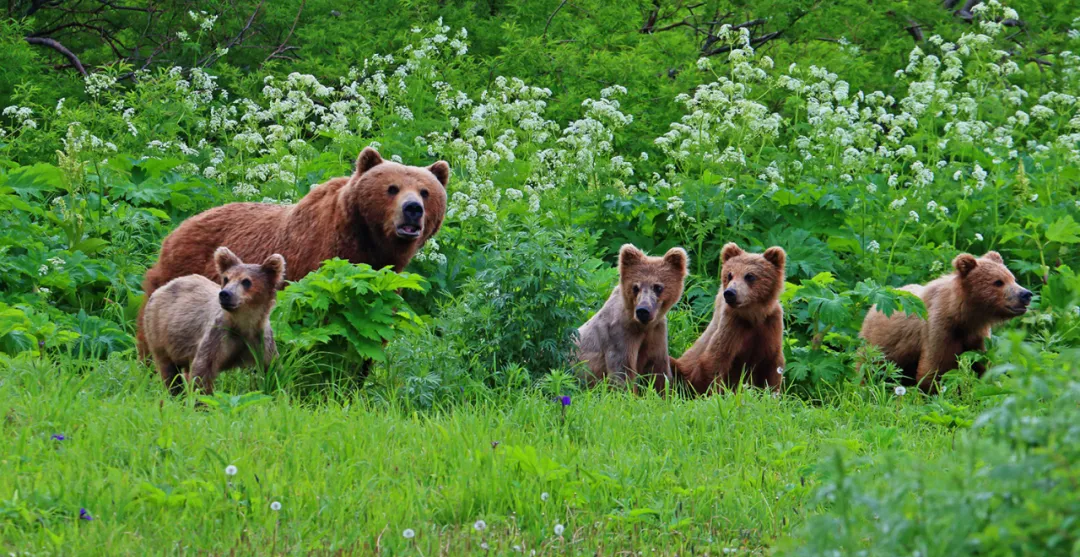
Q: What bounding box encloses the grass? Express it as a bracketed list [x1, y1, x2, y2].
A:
[0, 354, 962, 555]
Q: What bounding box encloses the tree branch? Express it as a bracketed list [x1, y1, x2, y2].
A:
[263, 0, 305, 65]
[24, 36, 88, 76]
[543, 0, 569, 38]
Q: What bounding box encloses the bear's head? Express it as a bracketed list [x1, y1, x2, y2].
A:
[345, 146, 449, 246]
[214, 247, 287, 315]
[952, 251, 1032, 318]
[719, 243, 786, 314]
[619, 244, 689, 326]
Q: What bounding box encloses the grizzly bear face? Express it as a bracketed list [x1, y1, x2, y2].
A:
[214, 247, 286, 314]
[953, 251, 1032, 318]
[619, 244, 688, 325]
[346, 147, 449, 245]
[719, 243, 786, 313]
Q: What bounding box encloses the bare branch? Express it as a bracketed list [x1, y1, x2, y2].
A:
[906, 18, 924, 42]
[703, 30, 782, 56]
[264, 0, 305, 65]
[641, 0, 661, 33]
[543, 0, 569, 38]
[24, 36, 88, 76]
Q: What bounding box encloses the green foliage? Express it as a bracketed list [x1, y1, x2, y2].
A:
[782, 273, 927, 388]
[435, 218, 607, 380]
[782, 337, 1080, 556]
[2, 1, 1080, 552]
[272, 259, 427, 370]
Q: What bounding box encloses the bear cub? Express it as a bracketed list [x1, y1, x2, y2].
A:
[674, 243, 786, 394]
[860, 251, 1032, 392]
[576, 244, 688, 392]
[144, 247, 286, 395]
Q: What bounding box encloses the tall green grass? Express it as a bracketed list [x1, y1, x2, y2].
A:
[0, 354, 959, 554]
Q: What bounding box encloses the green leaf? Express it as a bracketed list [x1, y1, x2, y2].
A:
[1047, 216, 1080, 244]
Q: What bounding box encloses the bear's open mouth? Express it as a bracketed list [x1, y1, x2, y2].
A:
[396, 224, 422, 239]
[1007, 304, 1029, 315]
[220, 302, 239, 312]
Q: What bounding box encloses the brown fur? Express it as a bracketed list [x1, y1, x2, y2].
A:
[143, 247, 286, 395]
[860, 251, 1032, 392]
[137, 147, 449, 358]
[674, 243, 786, 394]
[576, 244, 688, 392]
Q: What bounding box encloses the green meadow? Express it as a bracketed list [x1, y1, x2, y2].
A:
[2, 0, 1080, 554]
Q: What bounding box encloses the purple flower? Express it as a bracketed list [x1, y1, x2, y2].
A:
[79, 508, 93, 521]
[558, 396, 571, 407]
[51, 434, 65, 441]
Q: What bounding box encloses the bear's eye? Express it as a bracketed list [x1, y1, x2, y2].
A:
[241, 278, 252, 289]
[726, 273, 733, 281]
[421, 189, 429, 199]
[632, 285, 640, 295]
[653, 284, 664, 295]
[745, 273, 757, 284]
[222, 277, 229, 286]
[994, 279, 1005, 287]
[387, 185, 400, 196]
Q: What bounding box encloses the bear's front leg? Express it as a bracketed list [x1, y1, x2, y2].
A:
[604, 341, 637, 390]
[695, 342, 735, 395]
[187, 327, 227, 395]
[640, 323, 674, 396]
[914, 334, 958, 394]
[760, 351, 785, 393]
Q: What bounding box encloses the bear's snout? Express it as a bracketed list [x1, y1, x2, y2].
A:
[723, 288, 738, 306]
[402, 200, 424, 222]
[1019, 289, 1033, 305]
[219, 290, 237, 310]
[395, 198, 425, 239]
[635, 307, 652, 324]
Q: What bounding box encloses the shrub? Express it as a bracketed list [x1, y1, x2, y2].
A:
[271, 259, 427, 386]
[435, 217, 608, 379]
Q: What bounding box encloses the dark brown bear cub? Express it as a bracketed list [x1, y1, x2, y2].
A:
[144, 247, 286, 395]
[674, 243, 786, 394]
[860, 251, 1032, 392]
[576, 244, 688, 392]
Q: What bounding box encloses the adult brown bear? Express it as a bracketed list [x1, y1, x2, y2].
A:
[137, 147, 449, 359]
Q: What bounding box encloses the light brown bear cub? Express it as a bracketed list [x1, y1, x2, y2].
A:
[576, 244, 688, 392]
[860, 251, 1032, 392]
[674, 243, 786, 394]
[144, 247, 286, 395]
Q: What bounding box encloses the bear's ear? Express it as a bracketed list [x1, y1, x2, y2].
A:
[428, 161, 450, 188]
[953, 253, 978, 277]
[763, 246, 786, 269]
[663, 247, 688, 276]
[261, 254, 286, 287]
[214, 247, 242, 275]
[982, 251, 1004, 264]
[721, 243, 744, 263]
[354, 147, 384, 176]
[619, 244, 645, 273]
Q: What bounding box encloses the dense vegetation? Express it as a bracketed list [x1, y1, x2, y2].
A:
[2, 0, 1079, 553]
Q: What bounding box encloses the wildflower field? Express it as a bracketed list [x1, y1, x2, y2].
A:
[2, 1, 1080, 554]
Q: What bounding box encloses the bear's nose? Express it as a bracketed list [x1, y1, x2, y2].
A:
[723, 288, 737, 305]
[403, 200, 424, 221]
[635, 307, 651, 324]
[219, 290, 233, 305]
[1020, 289, 1033, 304]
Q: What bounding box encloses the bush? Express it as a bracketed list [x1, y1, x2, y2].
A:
[781, 329, 1080, 556]
[271, 259, 427, 387]
[435, 217, 609, 380]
